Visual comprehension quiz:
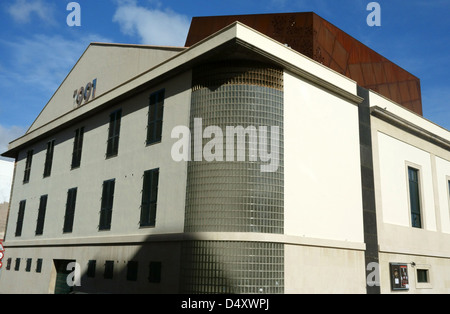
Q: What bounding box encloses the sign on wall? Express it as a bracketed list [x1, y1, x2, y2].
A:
[73, 79, 97, 107]
[389, 263, 409, 291]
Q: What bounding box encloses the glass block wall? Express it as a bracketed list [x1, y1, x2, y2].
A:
[180, 241, 284, 294]
[184, 61, 284, 234]
[181, 61, 285, 294]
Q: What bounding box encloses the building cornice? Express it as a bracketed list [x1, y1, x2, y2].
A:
[3, 232, 366, 252]
[371, 106, 450, 151]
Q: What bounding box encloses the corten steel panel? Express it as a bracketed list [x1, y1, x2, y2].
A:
[185, 12, 422, 115]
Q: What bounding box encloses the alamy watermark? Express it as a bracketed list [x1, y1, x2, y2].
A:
[171, 118, 280, 173]
[66, 262, 82, 287]
[367, 262, 381, 287]
[66, 2, 81, 27]
[366, 2, 381, 27]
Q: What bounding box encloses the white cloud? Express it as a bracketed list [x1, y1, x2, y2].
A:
[113, 1, 190, 46]
[0, 33, 112, 95]
[7, 0, 56, 24]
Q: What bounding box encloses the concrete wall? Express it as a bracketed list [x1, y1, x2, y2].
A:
[0, 71, 191, 293]
[6, 71, 191, 242]
[283, 70, 366, 293]
[284, 71, 364, 243]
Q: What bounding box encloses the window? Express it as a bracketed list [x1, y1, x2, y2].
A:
[87, 260, 96, 278]
[35, 195, 48, 236]
[23, 150, 33, 183]
[106, 109, 122, 157]
[127, 261, 138, 281]
[99, 179, 115, 230]
[43, 140, 55, 177]
[415, 265, 432, 289]
[417, 269, 429, 283]
[148, 261, 161, 283]
[14, 258, 20, 271]
[408, 167, 422, 228]
[147, 89, 165, 145]
[25, 258, 32, 272]
[6, 258, 12, 270]
[104, 261, 114, 279]
[63, 188, 78, 233]
[71, 127, 84, 169]
[36, 259, 43, 273]
[140, 169, 159, 227]
[15, 200, 26, 237]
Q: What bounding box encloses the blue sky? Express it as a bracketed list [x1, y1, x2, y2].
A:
[0, 0, 449, 158]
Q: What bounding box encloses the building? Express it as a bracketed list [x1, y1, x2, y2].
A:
[0, 13, 449, 294]
[0, 202, 7, 240]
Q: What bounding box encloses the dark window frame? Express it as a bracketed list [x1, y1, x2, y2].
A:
[71, 127, 84, 169]
[63, 188, 78, 233]
[23, 150, 33, 183]
[126, 261, 138, 281]
[104, 260, 114, 279]
[417, 269, 429, 283]
[25, 258, 32, 272]
[87, 260, 96, 278]
[36, 258, 43, 273]
[408, 166, 422, 228]
[148, 261, 161, 283]
[43, 140, 55, 177]
[146, 89, 165, 145]
[15, 200, 26, 237]
[14, 258, 20, 271]
[35, 195, 48, 236]
[99, 179, 115, 231]
[140, 168, 159, 228]
[106, 109, 122, 158]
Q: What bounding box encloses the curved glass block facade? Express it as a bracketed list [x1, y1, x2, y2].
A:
[184, 61, 284, 234]
[181, 61, 285, 294]
[180, 241, 284, 294]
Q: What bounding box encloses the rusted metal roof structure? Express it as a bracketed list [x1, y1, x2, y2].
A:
[186, 12, 422, 115]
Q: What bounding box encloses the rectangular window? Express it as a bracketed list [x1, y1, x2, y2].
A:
[104, 261, 114, 279]
[35, 195, 48, 236]
[99, 179, 115, 230]
[43, 140, 55, 177]
[417, 269, 429, 283]
[147, 89, 165, 145]
[71, 127, 84, 169]
[23, 150, 33, 183]
[148, 261, 161, 283]
[140, 169, 159, 227]
[6, 258, 12, 270]
[63, 188, 78, 233]
[25, 258, 32, 272]
[15, 200, 26, 237]
[36, 259, 43, 273]
[14, 258, 20, 271]
[87, 260, 96, 278]
[127, 261, 138, 281]
[408, 167, 422, 228]
[106, 109, 122, 157]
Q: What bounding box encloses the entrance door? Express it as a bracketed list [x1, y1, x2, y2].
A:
[53, 260, 75, 294]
